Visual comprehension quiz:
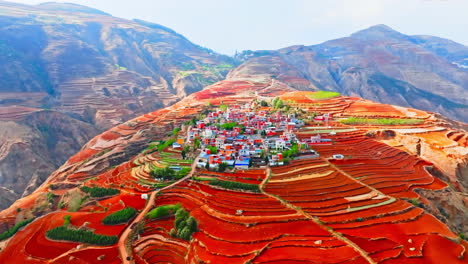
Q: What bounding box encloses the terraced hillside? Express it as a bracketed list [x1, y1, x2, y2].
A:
[0, 1, 235, 209]
[0, 79, 466, 263]
[0, 1, 234, 127]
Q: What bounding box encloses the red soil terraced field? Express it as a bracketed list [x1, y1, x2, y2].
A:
[195, 169, 267, 184]
[280, 91, 352, 114]
[0, 210, 125, 263]
[84, 159, 154, 193]
[265, 154, 467, 264]
[134, 178, 367, 264]
[447, 131, 468, 147]
[0, 194, 144, 263]
[342, 100, 428, 119]
[0, 83, 466, 264]
[62, 105, 200, 182]
[50, 246, 121, 264]
[184, 79, 295, 106]
[310, 131, 447, 198]
[280, 91, 429, 120]
[84, 145, 193, 194]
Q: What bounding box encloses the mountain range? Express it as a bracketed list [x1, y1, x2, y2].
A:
[0, 1, 466, 211]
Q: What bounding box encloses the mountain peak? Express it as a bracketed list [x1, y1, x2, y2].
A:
[367, 24, 395, 31]
[350, 24, 408, 41]
[37, 2, 111, 16]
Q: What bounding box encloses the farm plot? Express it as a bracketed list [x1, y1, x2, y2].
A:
[316, 132, 448, 198]
[195, 169, 267, 184]
[0, 209, 129, 263]
[134, 179, 364, 264]
[264, 153, 466, 263]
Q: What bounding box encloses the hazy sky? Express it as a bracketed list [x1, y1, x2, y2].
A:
[7, 0, 468, 55]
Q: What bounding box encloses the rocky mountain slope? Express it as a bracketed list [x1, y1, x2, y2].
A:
[233, 25, 468, 122]
[0, 109, 98, 209]
[0, 1, 234, 209]
[0, 1, 234, 128]
[0, 76, 466, 263]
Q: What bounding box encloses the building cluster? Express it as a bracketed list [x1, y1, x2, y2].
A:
[187, 104, 306, 169]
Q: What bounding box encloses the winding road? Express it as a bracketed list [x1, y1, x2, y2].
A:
[118, 157, 199, 263]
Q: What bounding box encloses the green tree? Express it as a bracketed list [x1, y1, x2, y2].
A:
[186, 216, 197, 232]
[102, 207, 136, 225]
[206, 145, 218, 154]
[172, 127, 181, 136]
[220, 104, 228, 111]
[0, 218, 35, 241]
[179, 226, 192, 241]
[177, 220, 187, 230]
[208, 179, 260, 192]
[221, 122, 237, 130]
[150, 167, 177, 180]
[80, 186, 120, 198]
[183, 145, 191, 152]
[193, 138, 201, 149]
[147, 204, 181, 219]
[46, 226, 117, 246]
[169, 228, 177, 237]
[274, 99, 284, 109]
[175, 208, 189, 222]
[63, 215, 71, 227]
[217, 162, 228, 172]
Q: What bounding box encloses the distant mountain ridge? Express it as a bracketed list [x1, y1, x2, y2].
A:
[37, 2, 112, 15]
[234, 24, 468, 122]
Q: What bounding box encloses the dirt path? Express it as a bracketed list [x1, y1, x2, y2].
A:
[118, 158, 199, 264]
[259, 166, 378, 264]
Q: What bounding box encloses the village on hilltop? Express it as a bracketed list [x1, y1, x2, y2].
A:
[176, 101, 335, 171]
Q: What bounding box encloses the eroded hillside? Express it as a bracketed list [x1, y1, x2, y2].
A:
[0, 1, 235, 209]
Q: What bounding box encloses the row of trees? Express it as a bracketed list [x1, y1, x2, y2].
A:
[208, 179, 260, 193]
[220, 122, 238, 130]
[181, 145, 191, 160]
[80, 186, 120, 198]
[46, 226, 117, 246]
[272, 97, 284, 109]
[0, 218, 35, 241]
[170, 207, 198, 241]
[205, 145, 218, 154]
[204, 161, 229, 172]
[146, 204, 181, 219]
[340, 117, 423, 126]
[156, 139, 176, 152]
[281, 143, 299, 159]
[46, 215, 117, 246]
[150, 167, 190, 181]
[102, 207, 137, 225]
